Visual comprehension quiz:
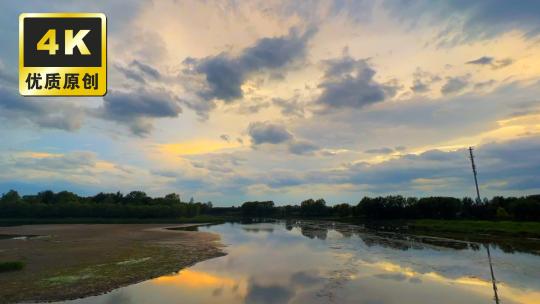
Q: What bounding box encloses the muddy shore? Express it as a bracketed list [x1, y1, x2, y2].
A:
[0, 224, 225, 303]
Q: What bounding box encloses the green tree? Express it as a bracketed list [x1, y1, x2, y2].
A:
[1, 190, 21, 204]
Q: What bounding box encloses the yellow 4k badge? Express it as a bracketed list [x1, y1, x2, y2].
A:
[19, 13, 107, 96]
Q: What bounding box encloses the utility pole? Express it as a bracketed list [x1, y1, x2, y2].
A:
[469, 147, 481, 203]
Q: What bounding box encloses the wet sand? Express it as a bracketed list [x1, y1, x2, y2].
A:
[0, 224, 225, 303]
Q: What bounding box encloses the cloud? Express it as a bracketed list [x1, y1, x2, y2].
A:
[234, 98, 271, 115]
[466, 56, 513, 69]
[288, 140, 319, 155]
[272, 97, 305, 117]
[0, 63, 16, 86]
[466, 56, 494, 65]
[410, 80, 429, 93]
[188, 153, 246, 175]
[131, 60, 161, 79]
[115, 60, 161, 85]
[181, 27, 316, 117]
[315, 55, 396, 112]
[0, 87, 84, 131]
[96, 89, 182, 136]
[257, 135, 540, 196]
[385, 1, 540, 44]
[11, 151, 97, 172]
[410, 68, 441, 94]
[365, 147, 394, 154]
[474, 79, 496, 90]
[441, 76, 469, 95]
[220, 134, 230, 142]
[247, 121, 320, 155]
[0, 150, 162, 195]
[248, 121, 293, 145]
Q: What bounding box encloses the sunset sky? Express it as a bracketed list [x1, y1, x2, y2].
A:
[1, 1, 540, 205]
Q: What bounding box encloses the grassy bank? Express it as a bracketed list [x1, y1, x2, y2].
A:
[322, 217, 540, 237]
[407, 219, 540, 237]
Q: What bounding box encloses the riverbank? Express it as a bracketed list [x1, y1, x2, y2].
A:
[3, 216, 538, 237]
[0, 215, 230, 226]
[407, 219, 540, 237]
[0, 224, 225, 303]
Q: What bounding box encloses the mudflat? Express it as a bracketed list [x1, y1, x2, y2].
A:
[0, 224, 225, 303]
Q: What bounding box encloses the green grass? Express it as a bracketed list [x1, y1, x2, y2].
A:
[0, 261, 25, 272]
[409, 220, 540, 237]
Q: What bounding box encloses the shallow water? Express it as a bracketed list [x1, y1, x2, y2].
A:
[55, 221, 540, 304]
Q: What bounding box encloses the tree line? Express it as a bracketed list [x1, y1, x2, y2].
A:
[239, 196, 540, 221]
[0, 190, 211, 218]
[1, 189, 540, 221]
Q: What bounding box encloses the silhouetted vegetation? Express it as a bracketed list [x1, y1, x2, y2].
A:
[1, 189, 539, 222]
[0, 261, 24, 272]
[236, 195, 540, 222]
[0, 190, 211, 219]
[241, 201, 274, 217]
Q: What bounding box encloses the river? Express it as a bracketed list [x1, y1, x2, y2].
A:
[53, 220, 540, 304]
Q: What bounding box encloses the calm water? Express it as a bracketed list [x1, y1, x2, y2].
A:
[55, 221, 540, 304]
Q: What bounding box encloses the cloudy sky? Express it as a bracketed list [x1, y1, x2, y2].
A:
[1, 0, 540, 205]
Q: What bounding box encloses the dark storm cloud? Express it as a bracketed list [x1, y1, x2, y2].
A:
[0, 87, 84, 131]
[96, 89, 182, 136]
[315, 56, 396, 112]
[181, 28, 316, 116]
[248, 121, 293, 145]
[385, 1, 540, 44]
[441, 76, 469, 95]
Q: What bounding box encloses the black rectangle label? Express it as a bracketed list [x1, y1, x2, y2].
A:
[23, 17, 102, 67]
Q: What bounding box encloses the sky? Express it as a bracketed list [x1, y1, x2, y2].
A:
[1, 0, 540, 205]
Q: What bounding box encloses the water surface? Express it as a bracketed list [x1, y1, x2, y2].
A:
[55, 221, 540, 304]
